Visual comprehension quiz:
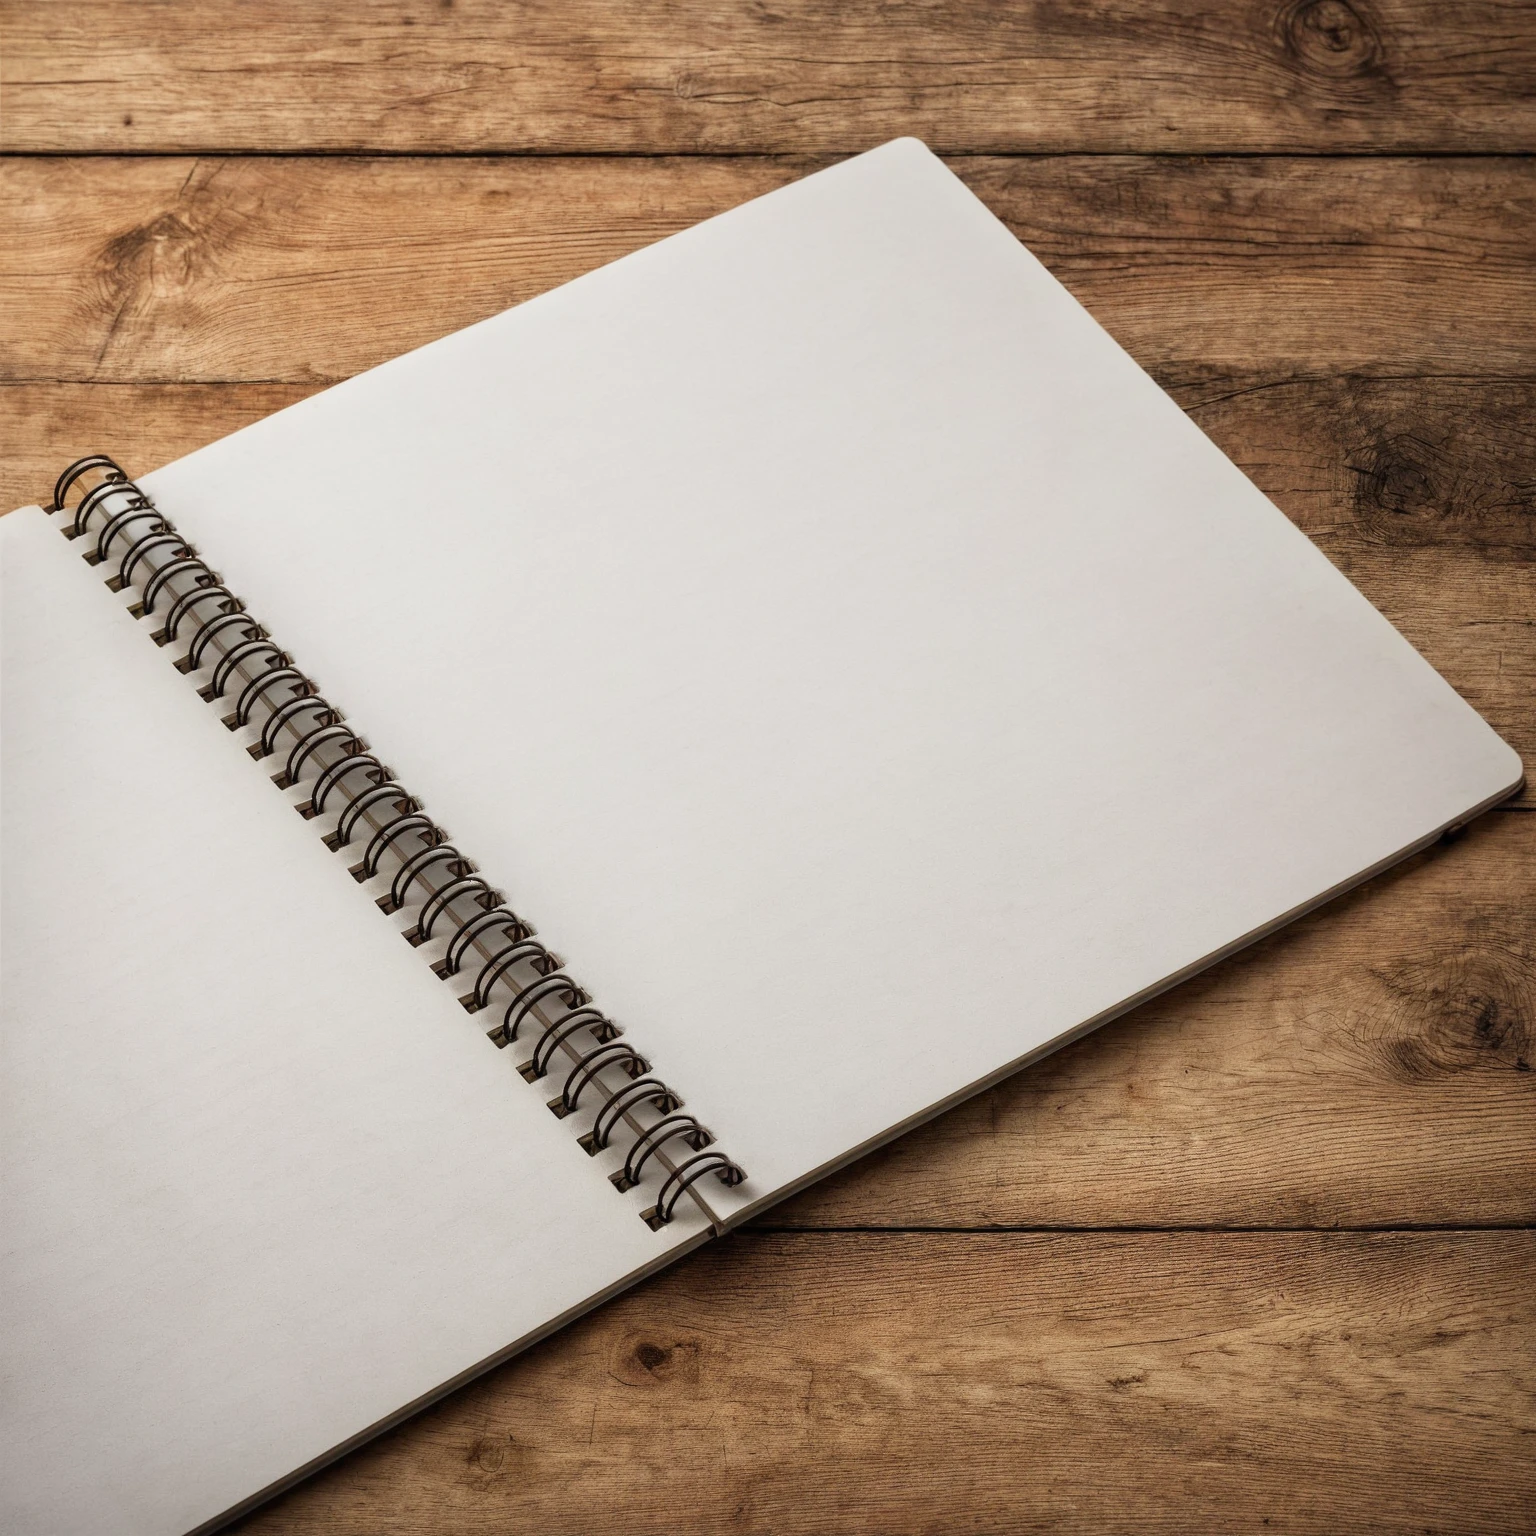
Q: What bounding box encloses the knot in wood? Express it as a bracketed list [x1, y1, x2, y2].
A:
[611, 1331, 702, 1388]
[1360, 937, 1535, 1084]
[635, 1341, 669, 1370]
[101, 211, 207, 288]
[1279, 0, 1387, 81]
[1349, 429, 1451, 545]
[1348, 423, 1536, 562]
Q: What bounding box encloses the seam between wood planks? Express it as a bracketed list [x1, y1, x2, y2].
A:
[743, 1222, 1536, 1234]
[2, 147, 1536, 160]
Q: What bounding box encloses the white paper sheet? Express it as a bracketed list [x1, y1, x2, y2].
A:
[0, 508, 702, 1536]
[142, 139, 1520, 1221]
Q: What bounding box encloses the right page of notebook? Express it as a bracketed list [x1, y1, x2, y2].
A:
[145, 138, 1522, 1218]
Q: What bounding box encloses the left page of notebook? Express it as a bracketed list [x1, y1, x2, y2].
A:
[0, 506, 703, 1536]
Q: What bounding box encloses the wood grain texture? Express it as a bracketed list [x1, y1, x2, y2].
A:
[4, 0, 1535, 156]
[5, 155, 1536, 384]
[230, 1230, 1536, 1534]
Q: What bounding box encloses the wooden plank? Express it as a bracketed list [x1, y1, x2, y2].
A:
[11, 373, 1533, 774]
[9, 377, 1533, 1228]
[4, 1, 1535, 156]
[233, 1231, 1536, 1533]
[4, 383, 314, 508]
[4, 155, 1535, 384]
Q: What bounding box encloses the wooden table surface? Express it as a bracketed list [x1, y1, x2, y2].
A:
[3, 4, 1533, 1531]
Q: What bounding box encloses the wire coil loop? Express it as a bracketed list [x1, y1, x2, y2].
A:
[498, 973, 589, 1046]
[465, 937, 562, 1013]
[252, 688, 325, 753]
[116, 530, 189, 591]
[642, 1152, 747, 1230]
[522, 1006, 621, 1082]
[440, 906, 533, 978]
[356, 812, 444, 883]
[141, 558, 213, 616]
[51, 454, 123, 513]
[553, 1041, 650, 1118]
[386, 843, 470, 914]
[581, 1079, 681, 1155]
[612, 1113, 713, 1192]
[332, 785, 417, 849]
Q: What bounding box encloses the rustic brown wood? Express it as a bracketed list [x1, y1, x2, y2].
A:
[2, 384, 314, 503]
[5, 155, 1535, 385]
[4, 0, 1535, 156]
[229, 1230, 1536, 1534]
[4, 383, 315, 505]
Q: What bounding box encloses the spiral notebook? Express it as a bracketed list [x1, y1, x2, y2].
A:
[2, 139, 1521, 1536]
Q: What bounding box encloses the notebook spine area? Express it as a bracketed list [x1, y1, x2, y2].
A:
[47, 456, 746, 1233]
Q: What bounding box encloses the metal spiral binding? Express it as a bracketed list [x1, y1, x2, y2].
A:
[46, 455, 747, 1233]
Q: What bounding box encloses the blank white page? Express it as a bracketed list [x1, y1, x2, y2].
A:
[142, 138, 1521, 1220]
[0, 508, 702, 1536]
